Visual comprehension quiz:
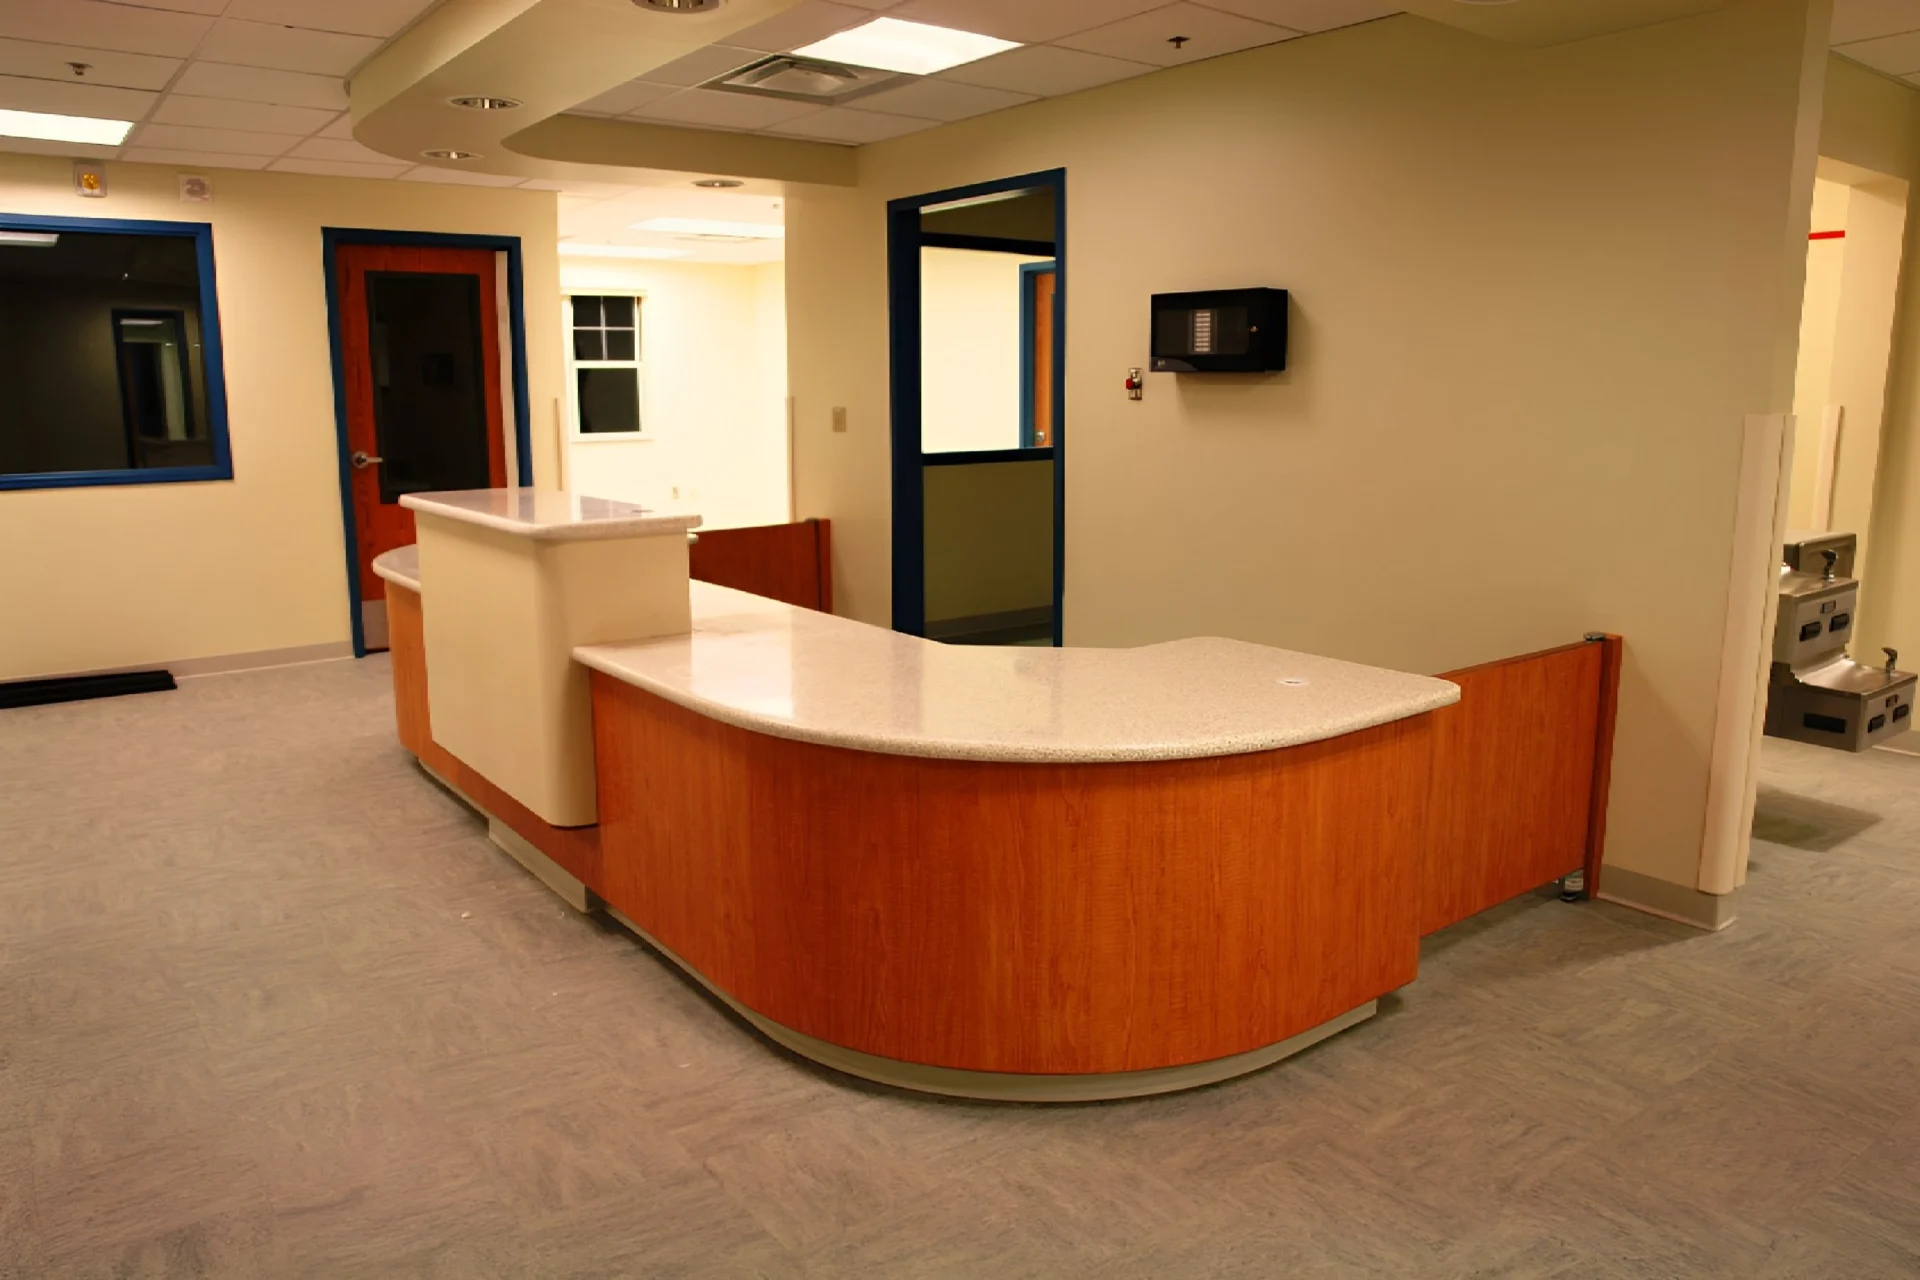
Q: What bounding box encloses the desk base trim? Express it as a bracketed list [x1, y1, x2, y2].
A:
[604, 905, 1376, 1102]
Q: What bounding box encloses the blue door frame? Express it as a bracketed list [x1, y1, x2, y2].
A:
[887, 168, 1067, 644]
[322, 228, 536, 657]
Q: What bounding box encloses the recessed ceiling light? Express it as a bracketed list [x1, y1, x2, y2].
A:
[0, 230, 58, 247]
[559, 243, 694, 259]
[633, 216, 783, 239]
[449, 95, 522, 110]
[0, 109, 132, 146]
[693, 178, 744, 188]
[633, 0, 725, 10]
[421, 148, 482, 160]
[792, 17, 1020, 76]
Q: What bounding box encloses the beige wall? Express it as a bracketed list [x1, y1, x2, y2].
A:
[787, 3, 1828, 895]
[559, 256, 788, 531]
[923, 460, 1054, 626]
[0, 154, 560, 680]
[921, 248, 1049, 455]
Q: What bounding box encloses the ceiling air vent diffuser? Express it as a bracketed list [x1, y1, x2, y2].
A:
[706, 55, 898, 105]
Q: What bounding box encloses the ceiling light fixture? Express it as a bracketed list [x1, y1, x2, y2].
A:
[693, 178, 744, 188]
[633, 216, 783, 239]
[449, 95, 522, 110]
[792, 17, 1020, 76]
[633, 0, 725, 12]
[559, 243, 694, 259]
[0, 109, 132, 146]
[421, 148, 482, 160]
[0, 230, 59, 247]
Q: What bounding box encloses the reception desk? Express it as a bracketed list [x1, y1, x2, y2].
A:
[380, 490, 1619, 1101]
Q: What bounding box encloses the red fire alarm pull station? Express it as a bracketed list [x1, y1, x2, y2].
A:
[1125, 368, 1143, 400]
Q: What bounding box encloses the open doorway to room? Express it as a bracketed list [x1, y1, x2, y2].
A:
[1762, 161, 1915, 764]
[324, 231, 532, 655]
[889, 169, 1065, 646]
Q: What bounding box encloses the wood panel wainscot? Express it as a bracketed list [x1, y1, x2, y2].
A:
[1420, 635, 1624, 935]
[589, 671, 1437, 1078]
[387, 583, 602, 890]
[689, 518, 832, 612]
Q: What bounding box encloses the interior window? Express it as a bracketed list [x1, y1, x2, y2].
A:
[568, 294, 643, 435]
[0, 220, 229, 488]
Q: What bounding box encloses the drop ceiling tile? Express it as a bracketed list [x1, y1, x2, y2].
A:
[133, 122, 298, 155]
[317, 112, 355, 138]
[890, 0, 1167, 42]
[569, 80, 679, 116]
[286, 135, 401, 164]
[519, 178, 635, 195]
[121, 0, 226, 12]
[1836, 28, 1920, 71]
[1191, 0, 1397, 32]
[269, 156, 412, 178]
[939, 44, 1156, 95]
[729, 1, 874, 53]
[637, 44, 763, 88]
[766, 105, 932, 142]
[122, 148, 274, 170]
[0, 1, 212, 59]
[151, 94, 339, 134]
[173, 61, 349, 110]
[0, 40, 180, 91]
[1831, 0, 1920, 45]
[835, 0, 904, 8]
[0, 134, 118, 159]
[222, 0, 437, 39]
[1057, 2, 1297, 67]
[0, 75, 154, 120]
[401, 166, 528, 186]
[197, 19, 382, 76]
[845, 77, 1032, 120]
[634, 88, 822, 130]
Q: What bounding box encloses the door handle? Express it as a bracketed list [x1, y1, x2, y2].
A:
[351, 450, 384, 470]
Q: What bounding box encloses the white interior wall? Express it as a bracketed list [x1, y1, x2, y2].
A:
[560, 257, 788, 531]
[920, 248, 1050, 454]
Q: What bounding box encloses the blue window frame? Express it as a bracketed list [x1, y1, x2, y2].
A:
[0, 212, 231, 491]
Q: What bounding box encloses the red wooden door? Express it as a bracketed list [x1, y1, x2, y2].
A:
[335, 244, 505, 650]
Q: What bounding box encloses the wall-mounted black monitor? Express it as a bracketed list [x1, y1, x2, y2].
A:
[1150, 288, 1288, 373]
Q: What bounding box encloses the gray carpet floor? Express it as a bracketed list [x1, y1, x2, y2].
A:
[2, 656, 1917, 1278]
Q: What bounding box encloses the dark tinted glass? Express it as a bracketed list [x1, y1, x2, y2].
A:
[0, 229, 215, 476]
[603, 329, 636, 362]
[600, 296, 634, 326]
[573, 330, 605, 361]
[366, 271, 491, 501]
[571, 295, 602, 327]
[577, 367, 639, 434]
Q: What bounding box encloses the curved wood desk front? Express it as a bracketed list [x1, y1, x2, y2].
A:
[575, 586, 1459, 1101]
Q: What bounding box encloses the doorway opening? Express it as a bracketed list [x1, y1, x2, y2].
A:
[323, 231, 534, 655]
[888, 169, 1065, 645]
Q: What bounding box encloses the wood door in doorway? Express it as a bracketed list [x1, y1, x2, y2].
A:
[335, 244, 505, 650]
[1027, 265, 1056, 448]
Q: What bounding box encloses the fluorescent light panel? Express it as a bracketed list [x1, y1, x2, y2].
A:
[558, 243, 693, 260]
[0, 109, 132, 146]
[792, 17, 1020, 76]
[0, 230, 58, 247]
[632, 217, 784, 240]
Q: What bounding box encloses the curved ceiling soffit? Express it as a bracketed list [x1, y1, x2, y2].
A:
[349, 0, 857, 190]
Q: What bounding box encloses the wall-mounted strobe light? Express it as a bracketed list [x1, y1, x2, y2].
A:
[693, 178, 744, 188]
[449, 95, 522, 110]
[0, 231, 59, 247]
[0, 108, 132, 145]
[793, 17, 1020, 76]
[421, 148, 482, 160]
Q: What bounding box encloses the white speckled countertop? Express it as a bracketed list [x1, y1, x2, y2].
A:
[401, 488, 701, 543]
[371, 545, 419, 593]
[574, 582, 1460, 764]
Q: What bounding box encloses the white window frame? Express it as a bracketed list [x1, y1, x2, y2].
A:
[564, 292, 647, 440]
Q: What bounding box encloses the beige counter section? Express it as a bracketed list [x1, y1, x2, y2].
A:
[576, 582, 1460, 763]
[404, 489, 701, 827]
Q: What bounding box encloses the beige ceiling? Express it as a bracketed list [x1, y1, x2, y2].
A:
[0, 0, 1890, 262]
